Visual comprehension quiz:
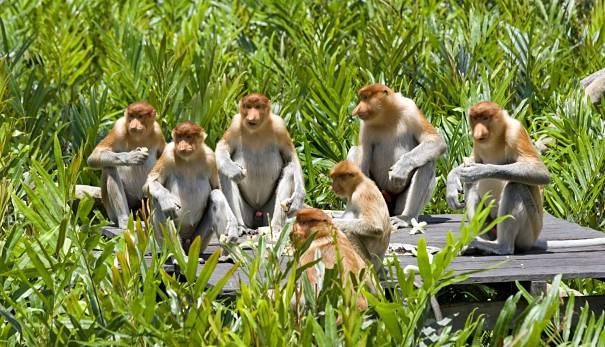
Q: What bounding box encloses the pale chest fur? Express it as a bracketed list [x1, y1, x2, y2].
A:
[165, 170, 211, 228]
[232, 142, 284, 208]
[362, 122, 417, 192]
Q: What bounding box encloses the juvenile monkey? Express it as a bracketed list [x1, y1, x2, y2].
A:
[88, 102, 165, 228]
[291, 208, 370, 310]
[330, 160, 391, 271]
[348, 84, 446, 228]
[145, 121, 239, 260]
[216, 93, 306, 233]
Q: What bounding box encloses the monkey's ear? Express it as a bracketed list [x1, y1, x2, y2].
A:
[124, 108, 129, 117]
[383, 89, 389, 96]
[150, 108, 156, 117]
[171, 129, 177, 141]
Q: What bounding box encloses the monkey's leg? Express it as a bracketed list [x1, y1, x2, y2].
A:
[464, 182, 539, 255]
[391, 161, 436, 226]
[149, 197, 188, 259]
[194, 190, 240, 262]
[101, 167, 131, 229]
[219, 173, 254, 229]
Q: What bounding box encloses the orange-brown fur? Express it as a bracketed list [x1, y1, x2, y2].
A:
[330, 161, 391, 271]
[291, 208, 369, 310]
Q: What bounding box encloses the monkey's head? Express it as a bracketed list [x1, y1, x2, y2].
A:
[125, 102, 156, 137]
[352, 83, 395, 123]
[468, 101, 507, 145]
[330, 160, 364, 197]
[172, 121, 206, 160]
[240, 93, 271, 132]
[291, 208, 333, 248]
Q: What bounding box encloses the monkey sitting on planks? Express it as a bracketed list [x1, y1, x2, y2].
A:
[291, 208, 371, 310]
[216, 93, 306, 234]
[446, 101, 605, 255]
[88, 102, 166, 229]
[347, 84, 446, 229]
[145, 121, 240, 261]
[330, 160, 392, 272]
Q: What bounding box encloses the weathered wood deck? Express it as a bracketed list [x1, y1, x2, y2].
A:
[102, 214, 605, 292]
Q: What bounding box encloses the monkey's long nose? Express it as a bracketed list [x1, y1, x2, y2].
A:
[352, 105, 361, 116]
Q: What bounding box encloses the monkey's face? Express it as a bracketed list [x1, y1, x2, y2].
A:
[290, 222, 311, 248]
[172, 121, 206, 160]
[469, 102, 506, 145]
[240, 94, 271, 132]
[353, 84, 393, 123]
[291, 208, 332, 248]
[174, 135, 202, 159]
[330, 174, 354, 197]
[126, 111, 154, 137]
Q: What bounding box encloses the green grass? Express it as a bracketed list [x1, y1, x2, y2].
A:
[1, 0, 605, 345]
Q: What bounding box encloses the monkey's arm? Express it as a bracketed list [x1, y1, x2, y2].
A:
[389, 132, 446, 183]
[446, 164, 466, 210]
[279, 143, 306, 212]
[359, 143, 373, 177]
[215, 139, 246, 182]
[87, 147, 149, 168]
[333, 218, 384, 238]
[458, 161, 550, 186]
[144, 167, 181, 218]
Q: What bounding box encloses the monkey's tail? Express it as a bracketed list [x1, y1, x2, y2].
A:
[535, 238, 605, 250]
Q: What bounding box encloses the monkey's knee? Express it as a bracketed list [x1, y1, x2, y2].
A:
[346, 146, 361, 165]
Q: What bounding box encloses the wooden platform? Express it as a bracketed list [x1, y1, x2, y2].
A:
[104, 214, 605, 292]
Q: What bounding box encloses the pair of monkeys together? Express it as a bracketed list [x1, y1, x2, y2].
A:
[89, 82, 572, 263]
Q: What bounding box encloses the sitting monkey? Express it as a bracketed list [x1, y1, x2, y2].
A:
[348, 84, 446, 228]
[145, 121, 239, 261]
[216, 93, 306, 233]
[88, 102, 165, 228]
[291, 208, 371, 310]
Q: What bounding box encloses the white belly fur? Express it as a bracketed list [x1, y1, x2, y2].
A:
[118, 152, 157, 201]
[165, 175, 210, 228]
[233, 145, 283, 209]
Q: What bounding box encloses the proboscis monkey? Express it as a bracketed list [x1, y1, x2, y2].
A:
[347, 84, 446, 229]
[88, 101, 165, 228]
[216, 93, 306, 233]
[291, 208, 370, 310]
[144, 121, 240, 261]
[447, 102, 605, 254]
[330, 160, 391, 271]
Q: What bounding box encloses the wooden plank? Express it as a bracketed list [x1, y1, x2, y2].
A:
[441, 295, 605, 330]
[106, 213, 605, 290]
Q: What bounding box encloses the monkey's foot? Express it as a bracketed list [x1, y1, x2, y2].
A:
[390, 215, 412, 229]
[461, 239, 512, 256]
[239, 227, 259, 236]
[218, 254, 235, 263]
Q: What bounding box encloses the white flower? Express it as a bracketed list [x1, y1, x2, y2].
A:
[408, 218, 428, 235]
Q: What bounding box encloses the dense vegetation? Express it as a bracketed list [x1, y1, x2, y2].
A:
[1, 0, 605, 345]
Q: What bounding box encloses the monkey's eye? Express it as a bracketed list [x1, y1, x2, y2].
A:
[245, 104, 252, 109]
[347, 173, 355, 177]
[360, 95, 368, 101]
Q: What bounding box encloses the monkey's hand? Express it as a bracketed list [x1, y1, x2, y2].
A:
[446, 169, 465, 210]
[388, 159, 415, 189]
[281, 193, 305, 217]
[224, 223, 240, 243]
[458, 163, 490, 183]
[158, 193, 181, 219]
[120, 148, 149, 166]
[222, 160, 247, 182]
